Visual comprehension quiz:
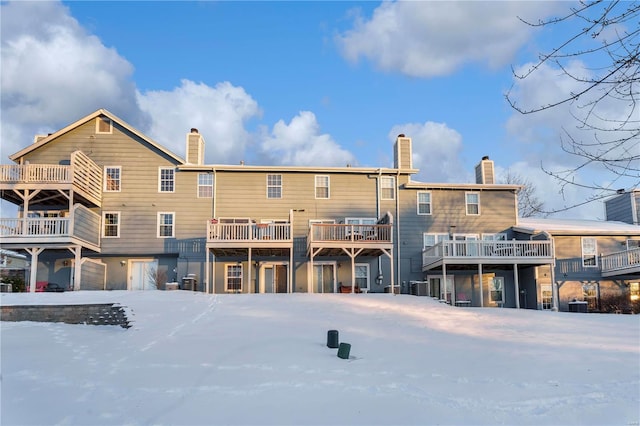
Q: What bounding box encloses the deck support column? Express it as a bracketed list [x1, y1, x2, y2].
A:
[514, 263, 520, 309]
[26, 247, 44, 292]
[478, 263, 484, 308]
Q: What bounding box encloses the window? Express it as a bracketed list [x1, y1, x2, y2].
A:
[355, 264, 370, 291]
[630, 282, 639, 302]
[423, 233, 450, 248]
[417, 191, 431, 215]
[159, 168, 175, 193]
[157, 212, 175, 238]
[482, 233, 507, 241]
[96, 117, 112, 134]
[267, 174, 282, 199]
[582, 237, 598, 267]
[490, 277, 504, 304]
[541, 285, 553, 310]
[103, 212, 120, 238]
[466, 192, 480, 215]
[381, 177, 395, 200]
[315, 175, 329, 199]
[226, 264, 243, 292]
[104, 166, 121, 192]
[198, 173, 213, 198]
[627, 239, 640, 249]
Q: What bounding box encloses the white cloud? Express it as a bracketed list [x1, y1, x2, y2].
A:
[260, 111, 357, 167]
[389, 121, 465, 183]
[137, 80, 260, 164]
[0, 1, 146, 160]
[336, 2, 559, 77]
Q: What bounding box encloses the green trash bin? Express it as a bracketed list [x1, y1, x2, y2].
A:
[337, 342, 351, 359]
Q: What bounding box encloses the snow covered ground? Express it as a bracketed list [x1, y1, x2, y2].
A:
[1, 291, 638, 426]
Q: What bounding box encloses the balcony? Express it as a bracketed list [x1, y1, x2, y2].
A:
[0, 151, 102, 207]
[0, 204, 101, 252]
[601, 247, 640, 277]
[308, 223, 393, 257]
[422, 240, 554, 270]
[206, 220, 292, 257]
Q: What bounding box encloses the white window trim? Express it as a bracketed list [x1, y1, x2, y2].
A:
[423, 233, 450, 248]
[581, 237, 598, 267]
[197, 173, 213, 198]
[267, 174, 282, 199]
[381, 176, 395, 200]
[96, 117, 113, 134]
[225, 263, 243, 292]
[354, 263, 370, 291]
[345, 217, 377, 225]
[158, 167, 175, 193]
[315, 175, 330, 199]
[481, 233, 507, 241]
[417, 191, 432, 215]
[104, 166, 121, 192]
[102, 211, 120, 238]
[157, 212, 175, 238]
[465, 192, 480, 216]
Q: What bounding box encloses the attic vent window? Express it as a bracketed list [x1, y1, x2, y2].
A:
[97, 117, 113, 134]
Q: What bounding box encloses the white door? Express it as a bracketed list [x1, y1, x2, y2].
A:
[129, 260, 158, 290]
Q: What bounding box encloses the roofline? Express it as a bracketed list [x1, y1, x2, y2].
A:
[512, 225, 640, 236]
[404, 181, 522, 191]
[178, 164, 419, 174]
[9, 109, 185, 164]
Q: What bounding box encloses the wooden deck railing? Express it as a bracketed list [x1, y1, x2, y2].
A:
[207, 222, 291, 242]
[601, 247, 640, 274]
[309, 223, 392, 243]
[0, 151, 102, 204]
[423, 240, 554, 264]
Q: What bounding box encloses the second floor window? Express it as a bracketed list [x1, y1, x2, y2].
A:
[104, 166, 121, 192]
[159, 168, 175, 193]
[315, 175, 329, 199]
[582, 237, 597, 267]
[198, 173, 213, 198]
[158, 212, 175, 238]
[417, 191, 431, 215]
[381, 177, 395, 200]
[267, 174, 282, 199]
[466, 192, 480, 215]
[103, 212, 120, 238]
[423, 233, 449, 248]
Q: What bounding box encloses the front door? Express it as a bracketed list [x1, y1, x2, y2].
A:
[313, 263, 336, 293]
[129, 260, 158, 290]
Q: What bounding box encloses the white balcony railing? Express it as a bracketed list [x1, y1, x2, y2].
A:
[0, 204, 100, 248]
[601, 247, 640, 274]
[423, 240, 554, 265]
[207, 222, 291, 242]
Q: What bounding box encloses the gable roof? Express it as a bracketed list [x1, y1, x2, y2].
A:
[514, 217, 640, 236]
[9, 109, 185, 164]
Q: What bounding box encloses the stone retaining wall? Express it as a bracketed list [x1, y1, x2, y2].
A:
[0, 304, 131, 328]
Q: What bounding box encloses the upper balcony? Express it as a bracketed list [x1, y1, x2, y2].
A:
[308, 223, 393, 257]
[601, 247, 640, 277]
[0, 151, 102, 208]
[422, 240, 554, 271]
[0, 204, 101, 252]
[206, 219, 292, 257]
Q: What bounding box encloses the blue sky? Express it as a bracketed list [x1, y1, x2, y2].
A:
[1, 1, 635, 219]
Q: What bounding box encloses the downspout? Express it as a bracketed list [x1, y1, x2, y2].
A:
[396, 169, 401, 294]
[376, 169, 383, 288]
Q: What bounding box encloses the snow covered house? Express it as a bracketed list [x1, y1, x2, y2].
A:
[1, 109, 638, 312]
